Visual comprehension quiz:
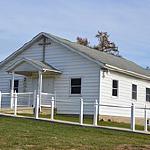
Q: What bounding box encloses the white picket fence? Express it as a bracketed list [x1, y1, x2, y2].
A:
[17, 92, 34, 107]
[35, 97, 150, 132]
[0, 91, 56, 109]
[0, 91, 35, 109]
[0, 91, 150, 133]
[41, 92, 56, 107]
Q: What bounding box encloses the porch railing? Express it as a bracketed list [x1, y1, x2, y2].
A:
[41, 92, 56, 107]
[17, 92, 34, 107]
[0, 91, 56, 109]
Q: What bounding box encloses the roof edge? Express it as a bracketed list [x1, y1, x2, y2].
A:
[0, 32, 45, 68]
[6, 58, 43, 72]
[105, 64, 150, 81]
[6, 57, 62, 74]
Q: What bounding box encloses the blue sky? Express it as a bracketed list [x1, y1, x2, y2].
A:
[0, 0, 149, 67]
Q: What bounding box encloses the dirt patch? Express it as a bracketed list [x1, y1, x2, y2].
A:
[116, 144, 150, 150]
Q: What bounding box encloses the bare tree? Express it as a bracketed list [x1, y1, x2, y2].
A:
[76, 37, 89, 46]
[95, 31, 119, 55]
[76, 31, 120, 56]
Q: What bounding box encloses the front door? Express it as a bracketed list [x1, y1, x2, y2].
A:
[32, 78, 54, 93]
[42, 78, 54, 93]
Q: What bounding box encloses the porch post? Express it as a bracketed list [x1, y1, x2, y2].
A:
[38, 71, 43, 112]
[10, 72, 15, 109]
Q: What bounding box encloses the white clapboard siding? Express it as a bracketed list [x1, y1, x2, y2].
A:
[44, 39, 100, 114]
[0, 38, 44, 93]
[100, 70, 150, 118]
[0, 37, 100, 114]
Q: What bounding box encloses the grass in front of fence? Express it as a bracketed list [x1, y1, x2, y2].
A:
[53, 115, 146, 131]
[98, 120, 145, 131]
[1, 107, 147, 131]
[0, 108, 15, 115]
[17, 112, 147, 131]
[0, 116, 150, 150]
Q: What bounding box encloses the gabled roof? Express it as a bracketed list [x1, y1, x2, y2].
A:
[6, 57, 61, 74]
[45, 33, 150, 79]
[0, 32, 150, 80]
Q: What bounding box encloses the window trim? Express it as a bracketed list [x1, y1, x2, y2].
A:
[69, 77, 82, 96]
[146, 87, 150, 102]
[112, 79, 119, 97]
[132, 84, 137, 100]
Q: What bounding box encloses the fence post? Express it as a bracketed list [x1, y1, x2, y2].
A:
[33, 90, 36, 108]
[0, 91, 1, 109]
[35, 94, 39, 119]
[144, 104, 148, 132]
[80, 98, 83, 125]
[51, 97, 54, 120]
[131, 103, 135, 131]
[10, 90, 14, 109]
[14, 91, 17, 116]
[54, 91, 56, 108]
[10, 72, 14, 109]
[93, 99, 98, 126]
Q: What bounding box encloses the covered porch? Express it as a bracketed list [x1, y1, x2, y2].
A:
[6, 57, 61, 109]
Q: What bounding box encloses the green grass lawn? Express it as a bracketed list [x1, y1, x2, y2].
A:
[54, 114, 146, 131]
[18, 113, 147, 131]
[5, 108, 147, 131]
[0, 116, 150, 150]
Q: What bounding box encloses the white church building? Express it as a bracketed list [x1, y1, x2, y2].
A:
[0, 32, 150, 122]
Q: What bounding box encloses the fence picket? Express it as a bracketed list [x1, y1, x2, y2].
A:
[80, 98, 83, 125]
[35, 95, 39, 119]
[131, 103, 135, 131]
[51, 97, 54, 120]
[144, 104, 148, 132]
[93, 100, 98, 126]
[0, 91, 1, 109]
[14, 91, 17, 116]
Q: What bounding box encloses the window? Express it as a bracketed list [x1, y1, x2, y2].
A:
[10, 80, 19, 93]
[132, 84, 137, 100]
[112, 80, 118, 96]
[71, 78, 81, 94]
[146, 88, 150, 102]
[14, 80, 19, 93]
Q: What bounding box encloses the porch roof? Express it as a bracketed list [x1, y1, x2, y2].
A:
[6, 58, 61, 76]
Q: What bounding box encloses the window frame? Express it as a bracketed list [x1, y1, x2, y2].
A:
[70, 78, 82, 96]
[146, 88, 150, 102]
[132, 84, 137, 100]
[112, 79, 119, 97]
